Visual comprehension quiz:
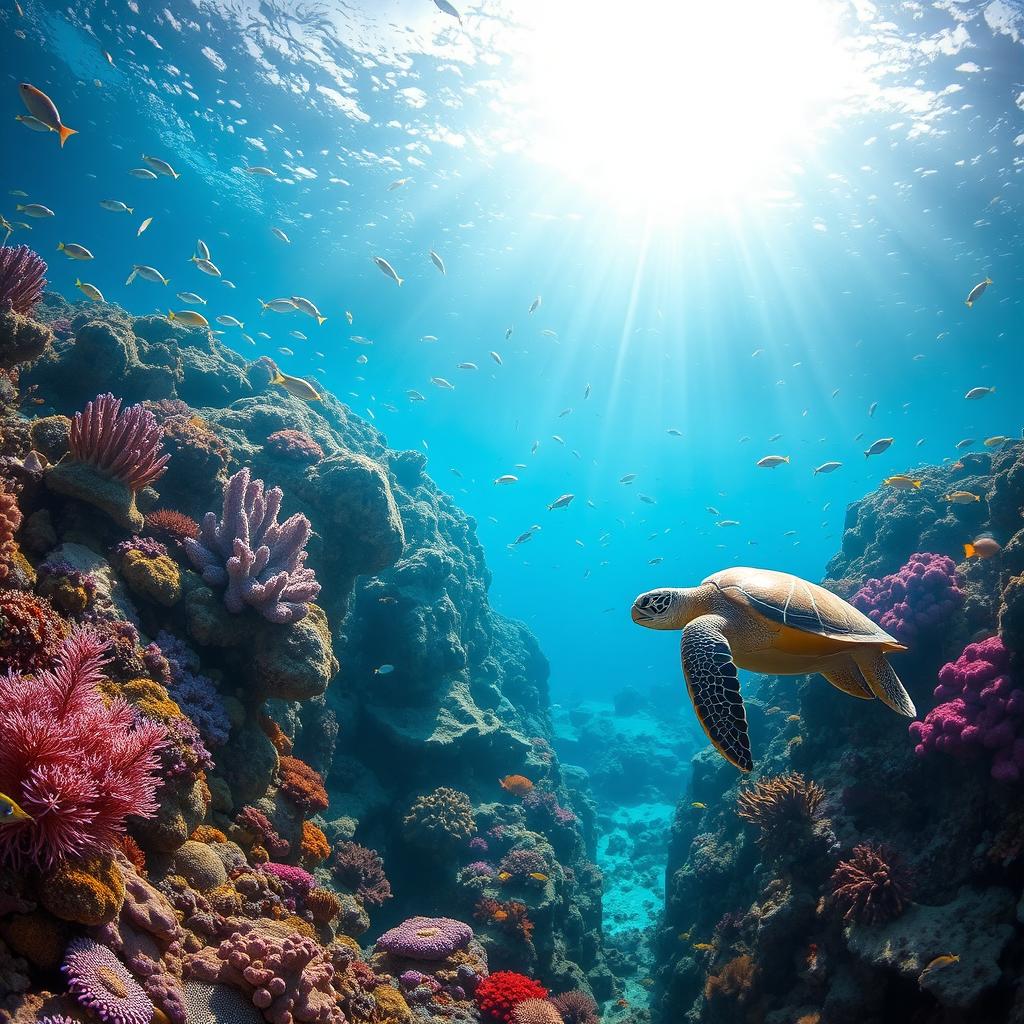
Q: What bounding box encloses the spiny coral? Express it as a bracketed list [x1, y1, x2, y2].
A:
[0, 628, 166, 869]
[851, 552, 962, 643]
[376, 917, 472, 960]
[403, 787, 476, 849]
[184, 467, 320, 624]
[67, 393, 170, 492]
[704, 953, 757, 1001]
[510, 999, 562, 1024]
[0, 588, 68, 675]
[909, 635, 1024, 781]
[277, 755, 328, 815]
[63, 937, 155, 1024]
[330, 841, 393, 907]
[0, 243, 47, 315]
[475, 972, 548, 1023]
[736, 772, 825, 855]
[144, 509, 200, 548]
[829, 842, 910, 925]
[266, 429, 324, 463]
[548, 990, 598, 1024]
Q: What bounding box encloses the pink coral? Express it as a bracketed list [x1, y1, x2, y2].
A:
[259, 862, 315, 898]
[68, 393, 170, 492]
[376, 917, 473, 960]
[63, 937, 154, 1024]
[909, 635, 1024, 781]
[266, 430, 324, 463]
[851, 552, 962, 644]
[0, 244, 47, 314]
[0, 629, 166, 869]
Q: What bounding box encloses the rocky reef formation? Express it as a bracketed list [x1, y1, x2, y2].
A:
[653, 444, 1024, 1023]
[0, 260, 610, 1024]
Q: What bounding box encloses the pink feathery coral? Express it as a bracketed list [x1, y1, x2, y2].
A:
[0, 628, 166, 869]
[0, 244, 47, 314]
[69, 393, 170, 492]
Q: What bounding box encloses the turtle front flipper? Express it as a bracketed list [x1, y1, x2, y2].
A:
[853, 650, 916, 716]
[820, 657, 874, 700]
[681, 615, 753, 772]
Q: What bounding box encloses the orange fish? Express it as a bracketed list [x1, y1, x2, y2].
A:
[499, 774, 534, 796]
[18, 83, 77, 146]
[964, 537, 1001, 559]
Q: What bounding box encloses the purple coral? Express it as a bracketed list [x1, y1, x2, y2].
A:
[330, 841, 393, 907]
[114, 535, 170, 560]
[184, 468, 320, 624]
[259, 862, 315, 897]
[155, 631, 230, 747]
[499, 848, 549, 879]
[234, 806, 290, 859]
[909, 635, 1024, 781]
[63, 938, 154, 1024]
[266, 429, 324, 463]
[851, 552, 962, 644]
[522, 789, 576, 830]
[376, 917, 473, 960]
[69, 393, 170, 492]
[0, 244, 47, 314]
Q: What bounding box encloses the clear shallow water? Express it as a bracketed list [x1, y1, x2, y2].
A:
[2, 0, 1023, 736]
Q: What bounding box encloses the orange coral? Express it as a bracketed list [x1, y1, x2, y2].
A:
[0, 910, 68, 970]
[300, 821, 330, 867]
[278, 755, 329, 815]
[305, 887, 341, 925]
[499, 775, 534, 797]
[260, 714, 294, 755]
[189, 825, 228, 844]
[40, 853, 125, 926]
[796, 1015, 821, 1024]
[117, 834, 147, 874]
[736, 773, 824, 854]
[704, 954, 757, 1001]
[474, 897, 534, 942]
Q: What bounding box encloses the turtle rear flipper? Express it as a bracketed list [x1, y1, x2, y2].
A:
[820, 657, 874, 700]
[853, 650, 916, 716]
[681, 615, 753, 772]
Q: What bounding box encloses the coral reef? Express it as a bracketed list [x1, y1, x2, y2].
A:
[828, 843, 910, 924]
[735, 772, 826, 856]
[0, 244, 47, 316]
[403, 787, 477, 850]
[376, 917, 473, 960]
[329, 842, 392, 907]
[475, 972, 548, 1022]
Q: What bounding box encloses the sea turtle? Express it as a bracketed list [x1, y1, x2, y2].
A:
[631, 567, 915, 772]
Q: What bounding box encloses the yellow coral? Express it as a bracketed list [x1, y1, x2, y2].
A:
[121, 550, 182, 606]
[112, 677, 184, 723]
[300, 821, 330, 867]
[305, 888, 341, 925]
[40, 853, 125, 926]
[333, 934, 361, 952]
[189, 824, 228, 844]
[373, 986, 412, 1024]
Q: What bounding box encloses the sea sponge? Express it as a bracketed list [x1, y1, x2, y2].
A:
[120, 550, 182, 607]
[403, 787, 476, 849]
[475, 972, 548, 1023]
[189, 825, 227, 845]
[41, 853, 126, 926]
[0, 480, 21, 582]
[265, 429, 324, 463]
[299, 821, 329, 868]
[277, 756, 328, 815]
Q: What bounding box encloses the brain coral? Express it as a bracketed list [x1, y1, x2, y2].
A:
[850, 552, 962, 644]
[402, 787, 476, 848]
[909, 635, 1024, 781]
[63, 937, 154, 1024]
[376, 917, 473, 960]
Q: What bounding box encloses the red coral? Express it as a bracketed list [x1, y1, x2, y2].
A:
[144, 508, 200, 548]
[0, 590, 68, 675]
[69, 393, 170, 491]
[475, 972, 548, 1023]
[0, 628, 166, 869]
[278, 756, 328, 815]
[829, 843, 910, 925]
[235, 806, 290, 859]
[330, 841, 392, 907]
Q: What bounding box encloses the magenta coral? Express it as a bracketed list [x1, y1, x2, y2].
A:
[266, 429, 324, 463]
[330, 841, 393, 907]
[851, 552, 962, 644]
[69, 393, 170, 492]
[829, 843, 910, 924]
[259, 862, 315, 897]
[0, 628, 166, 869]
[909, 635, 1024, 781]
[376, 917, 473, 960]
[0, 244, 47, 314]
[184, 468, 320, 624]
[63, 937, 154, 1024]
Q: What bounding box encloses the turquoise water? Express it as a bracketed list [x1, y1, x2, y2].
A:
[2, 0, 1022, 730]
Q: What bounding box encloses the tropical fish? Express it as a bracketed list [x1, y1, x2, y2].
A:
[547, 493, 574, 511]
[373, 664, 394, 675]
[0, 792, 33, 824]
[373, 256, 403, 286]
[407, 390, 425, 402]
[137, 216, 153, 236]
[500, 775, 534, 795]
[458, 362, 478, 370]
[505, 326, 513, 340]
[18, 83, 76, 145]
[56, 242, 93, 260]
[128, 167, 158, 180]
[245, 165, 276, 176]
[15, 114, 51, 132]
[691, 802, 706, 810]
[291, 296, 326, 325]
[430, 249, 446, 274]
[983, 436, 1011, 448]
[884, 476, 922, 490]
[716, 520, 741, 528]
[192, 258, 220, 277]
[216, 315, 244, 329]
[168, 310, 209, 328]
[270, 370, 321, 402]
[15, 203, 53, 218]
[142, 154, 179, 179]
[432, 0, 462, 22]
[620, 473, 637, 484]
[490, 351, 502, 365]
[814, 461, 842, 475]
[943, 491, 981, 504]
[964, 537, 1001, 559]
[757, 455, 790, 468]
[868, 401, 878, 417]
[920, 953, 960, 977]
[345, 310, 354, 324]
[431, 377, 454, 390]
[75, 279, 104, 302]
[667, 428, 683, 437]
[864, 437, 894, 458]
[964, 386, 995, 400]
[289, 331, 307, 341]
[260, 297, 297, 314]
[387, 177, 410, 191]
[965, 277, 991, 308]
[177, 291, 206, 305]
[529, 872, 549, 882]
[494, 475, 518, 485]
[272, 227, 291, 243]
[497, 871, 512, 882]
[509, 530, 534, 547]
[99, 199, 133, 213]
[955, 438, 976, 450]
[693, 943, 714, 952]
[529, 296, 541, 314]
[128, 264, 169, 285]
[787, 714, 801, 722]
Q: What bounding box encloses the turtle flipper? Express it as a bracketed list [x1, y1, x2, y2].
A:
[681, 615, 753, 772]
[820, 657, 874, 700]
[853, 650, 916, 716]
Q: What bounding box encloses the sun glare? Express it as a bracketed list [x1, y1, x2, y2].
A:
[519, 0, 861, 217]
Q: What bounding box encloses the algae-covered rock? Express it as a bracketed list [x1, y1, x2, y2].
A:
[252, 604, 338, 701]
[45, 458, 145, 531]
[0, 306, 53, 370]
[40, 854, 125, 926]
[121, 549, 182, 606]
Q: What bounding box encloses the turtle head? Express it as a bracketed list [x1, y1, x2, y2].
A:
[631, 587, 700, 630]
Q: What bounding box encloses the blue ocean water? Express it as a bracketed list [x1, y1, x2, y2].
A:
[2, 0, 1022, 734]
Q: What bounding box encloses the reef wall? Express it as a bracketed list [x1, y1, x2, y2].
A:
[652, 445, 1024, 1023]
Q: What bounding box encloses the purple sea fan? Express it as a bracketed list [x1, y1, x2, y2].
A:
[184, 468, 320, 624]
[0, 244, 47, 314]
[69, 393, 170, 492]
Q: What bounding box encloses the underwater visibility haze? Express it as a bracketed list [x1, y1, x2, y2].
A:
[1, 0, 1024, 1021]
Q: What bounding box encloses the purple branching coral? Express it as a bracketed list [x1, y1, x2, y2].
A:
[851, 552, 962, 644]
[522, 789, 576, 831]
[69, 394, 170, 492]
[829, 843, 911, 925]
[154, 631, 230, 747]
[0, 244, 47, 314]
[330, 841, 393, 907]
[63, 937, 155, 1024]
[184, 468, 320, 625]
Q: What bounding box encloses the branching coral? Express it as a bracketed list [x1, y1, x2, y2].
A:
[704, 954, 757, 1002]
[475, 972, 548, 1023]
[851, 552, 962, 643]
[234, 807, 290, 860]
[266, 429, 324, 463]
[498, 848, 549, 880]
[376, 917, 473, 960]
[521, 789, 576, 832]
[403, 787, 476, 849]
[154, 631, 230, 747]
[0, 243, 47, 315]
[184, 468, 320, 624]
[474, 898, 534, 943]
[67, 393, 170, 492]
[0, 628, 166, 869]
[829, 843, 910, 925]
[736, 772, 825, 855]
[277, 755, 328, 815]
[909, 635, 1024, 781]
[330, 841, 393, 907]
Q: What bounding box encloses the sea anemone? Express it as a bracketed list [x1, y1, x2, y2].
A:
[63, 937, 154, 1024]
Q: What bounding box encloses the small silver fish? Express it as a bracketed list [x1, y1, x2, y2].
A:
[429, 249, 446, 275]
[373, 256, 403, 286]
[864, 437, 894, 458]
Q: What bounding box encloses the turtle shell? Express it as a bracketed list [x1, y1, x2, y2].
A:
[705, 567, 900, 646]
